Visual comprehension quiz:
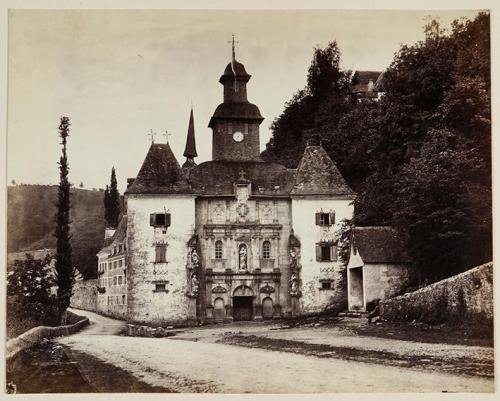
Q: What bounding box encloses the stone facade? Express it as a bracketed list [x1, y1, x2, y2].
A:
[98, 46, 356, 328]
[95, 217, 128, 319]
[126, 195, 197, 326]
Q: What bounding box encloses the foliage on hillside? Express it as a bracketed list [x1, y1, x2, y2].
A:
[7, 185, 105, 279]
[263, 13, 491, 282]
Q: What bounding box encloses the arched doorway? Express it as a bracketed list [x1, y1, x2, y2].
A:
[233, 285, 254, 321]
[262, 297, 274, 319]
[213, 297, 225, 322]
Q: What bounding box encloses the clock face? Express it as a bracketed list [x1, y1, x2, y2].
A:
[233, 131, 244, 142]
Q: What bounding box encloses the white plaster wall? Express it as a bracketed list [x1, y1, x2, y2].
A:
[363, 263, 415, 308]
[126, 195, 196, 326]
[291, 197, 354, 313]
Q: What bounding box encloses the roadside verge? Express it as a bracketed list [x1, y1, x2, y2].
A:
[6, 311, 89, 360]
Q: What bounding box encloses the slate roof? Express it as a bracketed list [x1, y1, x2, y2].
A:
[351, 70, 383, 93]
[98, 215, 127, 255]
[208, 102, 263, 128]
[183, 108, 197, 158]
[189, 161, 296, 196]
[126, 143, 192, 195]
[220, 60, 251, 83]
[126, 144, 355, 198]
[291, 146, 355, 196]
[352, 226, 411, 264]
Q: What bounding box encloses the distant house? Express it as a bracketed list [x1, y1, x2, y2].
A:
[347, 226, 415, 311]
[96, 216, 128, 319]
[350, 70, 385, 102]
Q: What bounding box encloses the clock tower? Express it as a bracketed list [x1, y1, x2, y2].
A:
[209, 37, 264, 162]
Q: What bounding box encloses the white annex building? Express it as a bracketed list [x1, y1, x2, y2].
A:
[96, 43, 357, 327]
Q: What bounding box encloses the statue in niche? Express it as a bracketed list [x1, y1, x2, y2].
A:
[239, 244, 248, 271]
[191, 249, 200, 268]
[290, 273, 299, 296]
[289, 248, 297, 269]
[191, 273, 199, 296]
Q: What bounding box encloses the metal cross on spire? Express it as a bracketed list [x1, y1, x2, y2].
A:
[148, 129, 157, 144]
[228, 34, 239, 61]
[163, 129, 172, 144]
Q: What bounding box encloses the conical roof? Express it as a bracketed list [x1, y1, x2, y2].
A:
[183, 108, 197, 158]
[291, 146, 355, 196]
[126, 143, 192, 194]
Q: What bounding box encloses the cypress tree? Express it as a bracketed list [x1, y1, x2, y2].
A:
[107, 167, 121, 227]
[103, 184, 110, 225]
[54, 116, 75, 323]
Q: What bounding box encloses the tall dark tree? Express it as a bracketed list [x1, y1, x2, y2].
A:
[105, 167, 121, 228]
[54, 116, 75, 323]
[103, 184, 110, 224]
[262, 41, 353, 168]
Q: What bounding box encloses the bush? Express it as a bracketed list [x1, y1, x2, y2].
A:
[7, 254, 59, 336]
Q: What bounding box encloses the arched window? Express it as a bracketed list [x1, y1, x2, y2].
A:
[215, 240, 223, 259]
[262, 241, 271, 259]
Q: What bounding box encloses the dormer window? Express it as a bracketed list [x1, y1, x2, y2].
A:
[150, 213, 171, 227]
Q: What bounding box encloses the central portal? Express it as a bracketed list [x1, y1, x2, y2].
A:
[232, 285, 254, 321]
[233, 296, 253, 321]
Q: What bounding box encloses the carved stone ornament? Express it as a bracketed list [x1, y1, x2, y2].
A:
[236, 203, 250, 218]
[212, 284, 228, 294]
[290, 273, 301, 297]
[260, 284, 275, 294]
[189, 272, 199, 297]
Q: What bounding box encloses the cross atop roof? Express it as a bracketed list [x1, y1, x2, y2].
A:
[148, 129, 157, 144]
[228, 34, 239, 62]
[163, 129, 172, 144]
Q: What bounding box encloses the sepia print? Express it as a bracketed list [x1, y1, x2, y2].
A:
[3, 4, 494, 395]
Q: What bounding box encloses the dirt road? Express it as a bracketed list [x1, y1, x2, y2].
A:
[53, 309, 493, 393]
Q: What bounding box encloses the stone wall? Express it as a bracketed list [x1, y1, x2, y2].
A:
[71, 279, 98, 312]
[380, 262, 493, 324]
[6, 311, 89, 360]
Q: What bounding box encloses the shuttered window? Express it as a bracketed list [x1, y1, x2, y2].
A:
[315, 212, 335, 226]
[155, 244, 167, 263]
[315, 242, 338, 262]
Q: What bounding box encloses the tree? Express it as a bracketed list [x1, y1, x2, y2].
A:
[7, 253, 58, 326]
[104, 167, 121, 227]
[79, 181, 84, 188]
[54, 116, 75, 323]
[262, 41, 353, 168]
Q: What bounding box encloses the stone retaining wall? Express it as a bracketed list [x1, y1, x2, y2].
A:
[5, 312, 89, 360]
[380, 262, 493, 324]
[71, 279, 98, 312]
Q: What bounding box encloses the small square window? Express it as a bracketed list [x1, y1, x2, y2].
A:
[321, 281, 332, 290]
[150, 213, 171, 227]
[154, 283, 167, 292]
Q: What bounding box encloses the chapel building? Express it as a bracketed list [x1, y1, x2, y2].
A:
[102, 45, 356, 327]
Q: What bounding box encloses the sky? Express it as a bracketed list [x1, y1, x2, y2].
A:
[7, 9, 482, 192]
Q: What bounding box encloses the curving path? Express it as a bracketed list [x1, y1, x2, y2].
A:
[57, 308, 493, 393]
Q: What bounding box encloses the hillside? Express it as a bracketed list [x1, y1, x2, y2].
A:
[7, 185, 105, 278]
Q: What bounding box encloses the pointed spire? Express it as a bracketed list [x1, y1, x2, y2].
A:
[183, 107, 197, 168]
[231, 34, 236, 62]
